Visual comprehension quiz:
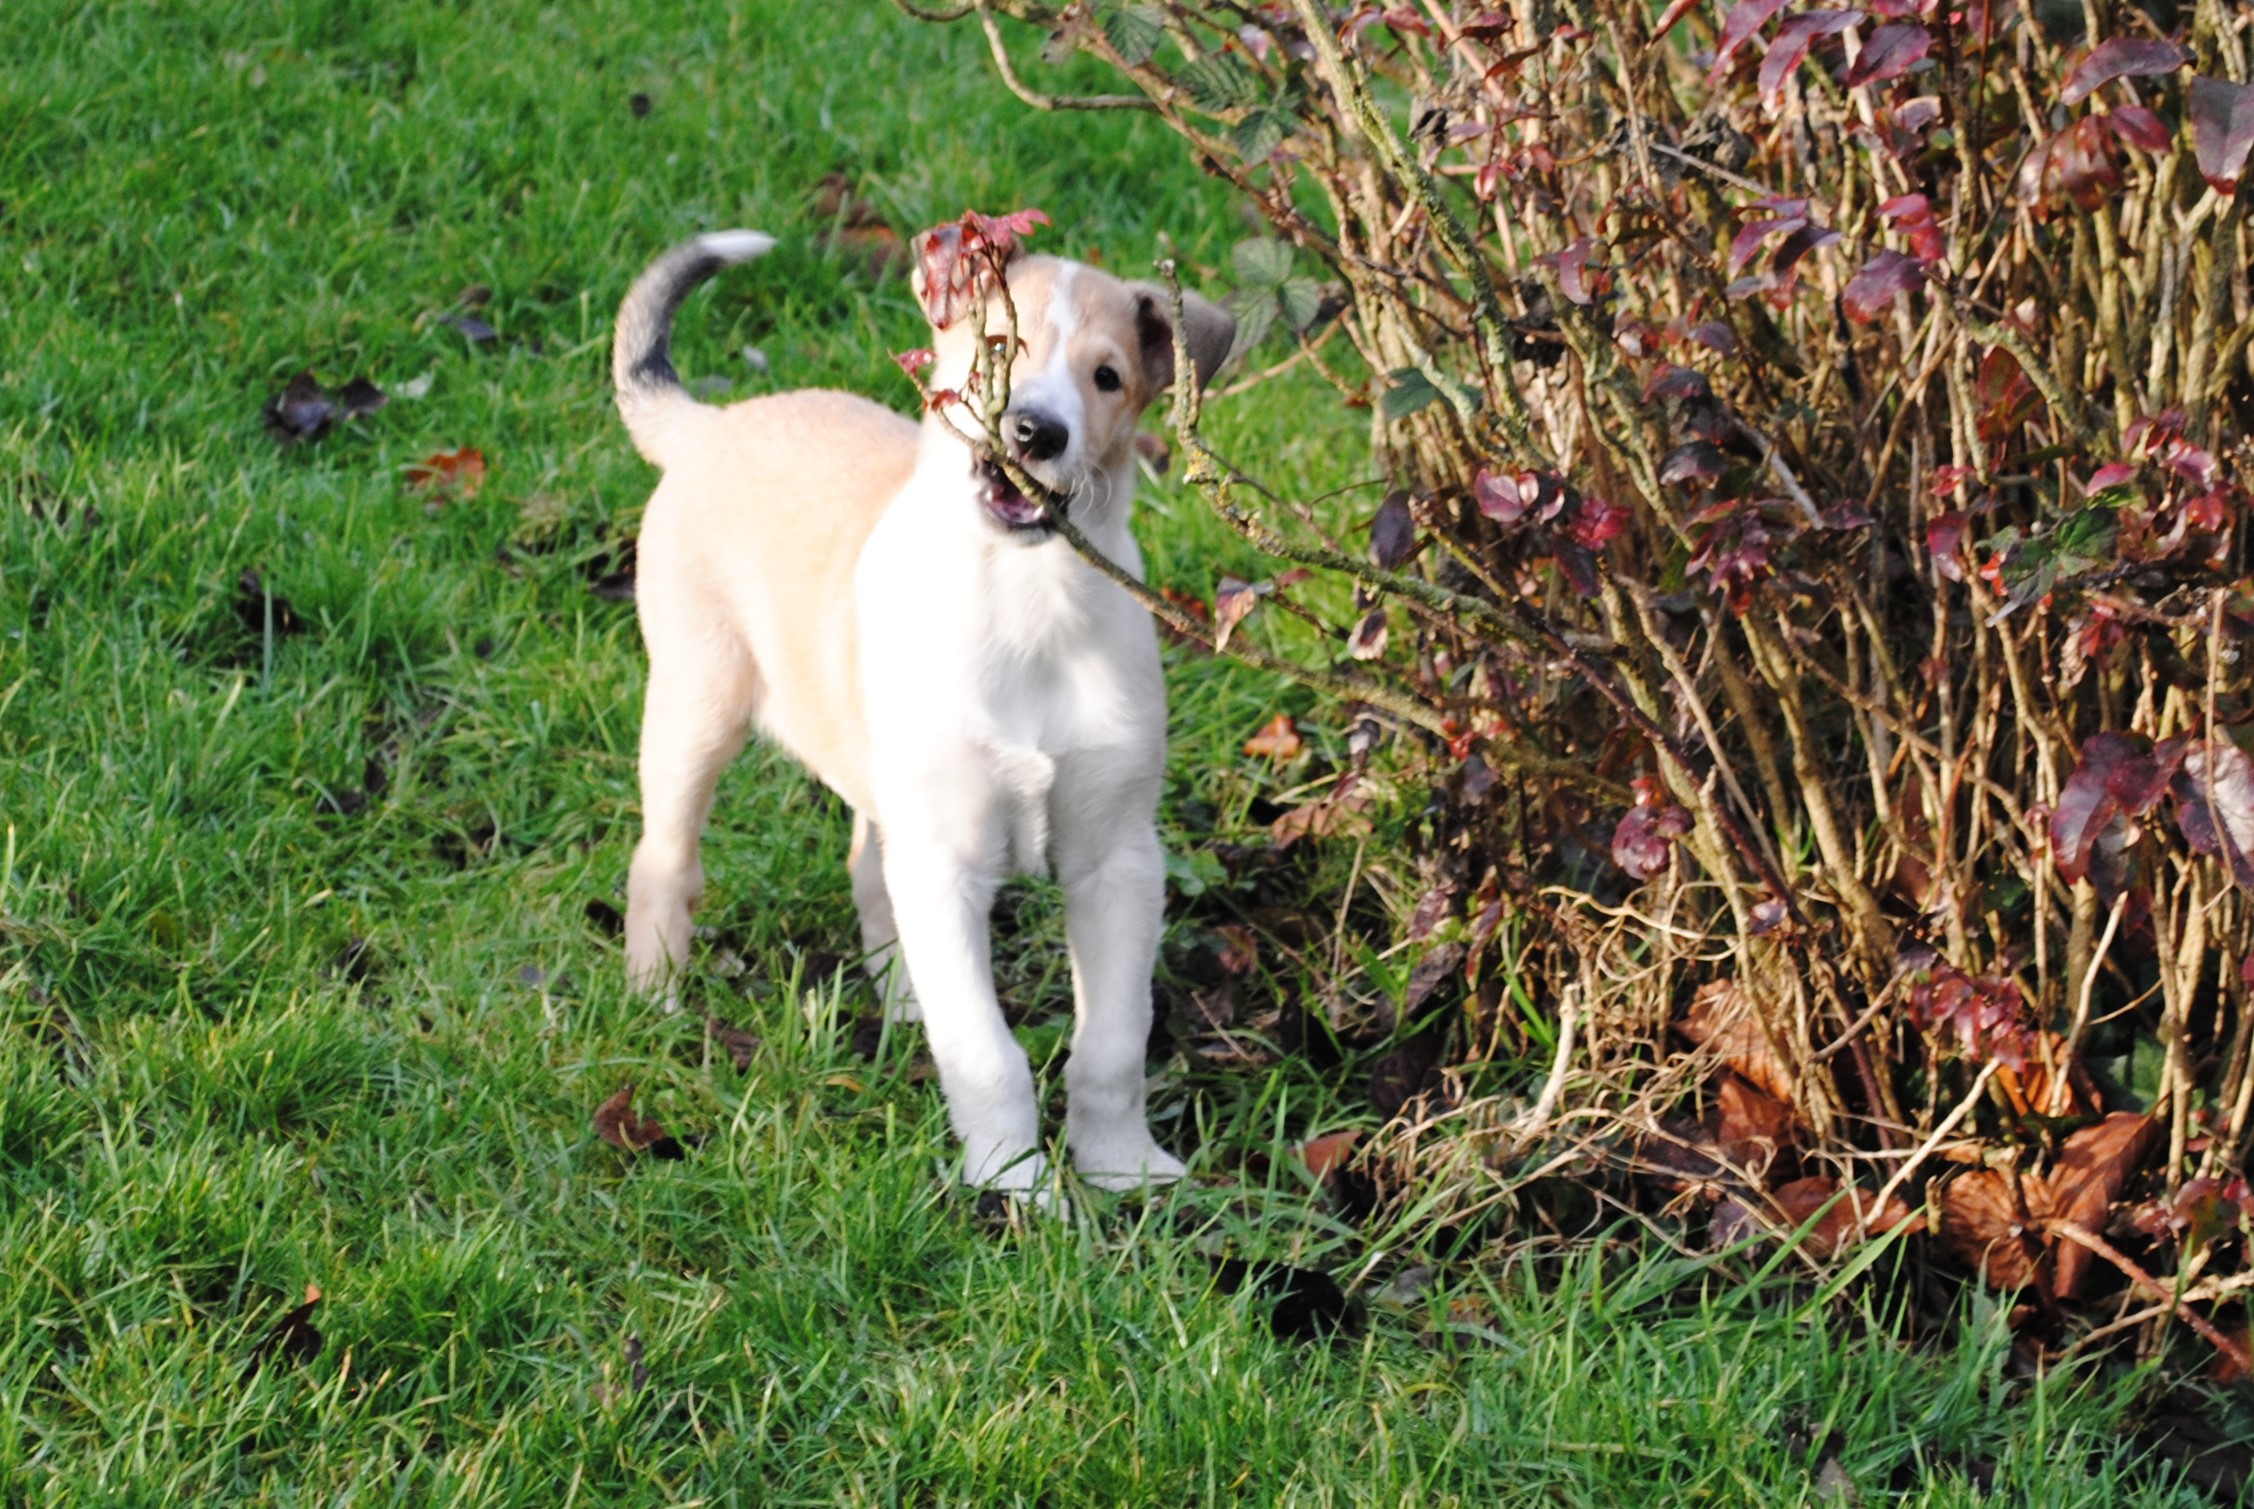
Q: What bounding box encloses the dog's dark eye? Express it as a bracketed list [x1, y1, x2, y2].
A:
[1093, 364, 1122, 393]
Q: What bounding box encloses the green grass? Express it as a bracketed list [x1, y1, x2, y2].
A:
[0, 1, 2218, 1502]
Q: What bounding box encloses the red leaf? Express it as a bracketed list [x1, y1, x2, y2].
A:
[1712, 0, 1794, 76]
[966, 207, 1051, 255]
[406, 446, 487, 500]
[892, 347, 936, 380]
[1841, 250, 1925, 322]
[1474, 467, 1532, 524]
[1844, 21, 1930, 87]
[1654, 0, 1704, 39]
[1569, 495, 1630, 548]
[2060, 37, 2191, 107]
[2106, 104, 2174, 153]
[2189, 75, 2254, 194]
[1880, 192, 1947, 263]
[1244, 713, 1305, 762]
[1295, 1130, 1363, 1180]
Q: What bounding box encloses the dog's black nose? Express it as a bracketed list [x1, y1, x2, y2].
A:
[1009, 410, 1069, 463]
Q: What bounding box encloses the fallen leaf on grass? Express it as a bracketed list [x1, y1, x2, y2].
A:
[593, 1084, 686, 1160]
[1244, 712, 1304, 761]
[240, 1283, 323, 1385]
[583, 898, 624, 937]
[406, 447, 486, 503]
[232, 569, 306, 638]
[261, 371, 386, 444]
[1295, 1129, 1362, 1179]
[705, 1013, 760, 1072]
[1210, 1257, 1355, 1340]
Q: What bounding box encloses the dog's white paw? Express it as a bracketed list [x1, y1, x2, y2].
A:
[1074, 1138, 1187, 1192]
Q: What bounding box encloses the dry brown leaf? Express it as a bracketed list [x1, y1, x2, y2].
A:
[406, 446, 487, 501]
[704, 1014, 760, 1073]
[1244, 712, 1304, 761]
[1213, 924, 1259, 976]
[1679, 979, 1796, 1104]
[1939, 1169, 2044, 1289]
[1712, 1070, 1796, 1178]
[240, 1282, 324, 1385]
[593, 1083, 683, 1158]
[1993, 1030, 2099, 1118]
[2045, 1111, 2157, 1299]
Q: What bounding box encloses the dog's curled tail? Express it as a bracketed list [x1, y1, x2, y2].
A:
[613, 229, 774, 467]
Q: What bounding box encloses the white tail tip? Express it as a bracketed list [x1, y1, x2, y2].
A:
[700, 230, 775, 263]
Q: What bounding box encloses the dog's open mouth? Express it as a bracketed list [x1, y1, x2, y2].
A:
[973, 452, 1062, 534]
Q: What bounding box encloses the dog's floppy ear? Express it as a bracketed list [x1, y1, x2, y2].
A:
[1132, 286, 1236, 398]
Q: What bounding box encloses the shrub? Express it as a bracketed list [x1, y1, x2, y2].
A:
[905, 0, 2254, 1364]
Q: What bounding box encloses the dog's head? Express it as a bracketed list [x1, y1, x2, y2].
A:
[914, 254, 1234, 540]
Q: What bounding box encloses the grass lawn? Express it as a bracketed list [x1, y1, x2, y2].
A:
[0, 0, 2223, 1501]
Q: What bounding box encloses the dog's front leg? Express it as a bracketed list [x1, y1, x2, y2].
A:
[1053, 764, 1187, 1190]
[880, 819, 1048, 1197]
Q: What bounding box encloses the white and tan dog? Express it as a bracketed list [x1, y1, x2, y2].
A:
[612, 229, 1232, 1199]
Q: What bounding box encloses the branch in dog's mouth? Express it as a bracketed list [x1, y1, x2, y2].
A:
[973, 450, 1065, 534]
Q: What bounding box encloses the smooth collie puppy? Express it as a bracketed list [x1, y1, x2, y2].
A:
[612, 228, 1232, 1199]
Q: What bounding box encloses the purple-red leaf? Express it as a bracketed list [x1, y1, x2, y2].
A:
[1771, 222, 1841, 276]
[1845, 22, 1930, 87]
[2107, 104, 2174, 153]
[1713, 0, 1795, 76]
[1927, 511, 1970, 580]
[1841, 250, 1925, 322]
[2052, 734, 2135, 885]
[1759, 10, 1863, 111]
[1613, 795, 1693, 881]
[1369, 490, 1420, 568]
[1556, 237, 1598, 305]
[1730, 214, 1803, 274]
[2060, 37, 2191, 107]
[1660, 441, 1731, 485]
[2176, 738, 2254, 888]
[2083, 461, 2139, 495]
[2190, 75, 2254, 194]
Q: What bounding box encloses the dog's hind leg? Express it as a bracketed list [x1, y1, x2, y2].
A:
[1053, 763, 1186, 1190]
[625, 640, 757, 1009]
[848, 814, 920, 1023]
